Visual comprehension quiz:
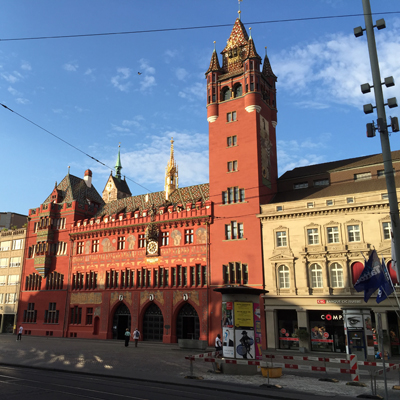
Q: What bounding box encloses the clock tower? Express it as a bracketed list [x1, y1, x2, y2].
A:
[206, 16, 278, 346]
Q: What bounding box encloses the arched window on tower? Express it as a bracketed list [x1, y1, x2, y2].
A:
[221, 86, 231, 101]
[233, 84, 242, 98]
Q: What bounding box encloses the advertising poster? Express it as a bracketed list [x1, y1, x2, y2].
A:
[253, 303, 262, 360]
[234, 302, 254, 327]
[222, 301, 234, 328]
[235, 329, 255, 359]
[222, 327, 235, 358]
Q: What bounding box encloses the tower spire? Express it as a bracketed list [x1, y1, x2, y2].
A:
[115, 143, 122, 180]
[165, 137, 178, 201]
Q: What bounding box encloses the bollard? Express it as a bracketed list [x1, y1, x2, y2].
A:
[349, 355, 359, 382]
[190, 359, 194, 377]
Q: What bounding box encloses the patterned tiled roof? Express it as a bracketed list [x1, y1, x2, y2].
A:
[95, 183, 210, 217]
[43, 174, 105, 208]
[206, 50, 222, 75]
[246, 38, 261, 60]
[262, 53, 276, 79]
[111, 175, 131, 196]
[222, 18, 249, 54]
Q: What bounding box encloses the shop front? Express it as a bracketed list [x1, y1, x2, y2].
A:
[309, 310, 346, 353]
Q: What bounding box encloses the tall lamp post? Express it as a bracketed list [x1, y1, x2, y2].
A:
[354, 2, 400, 399]
[355, 1, 400, 273]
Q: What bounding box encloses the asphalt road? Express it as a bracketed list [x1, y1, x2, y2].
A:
[0, 364, 360, 400]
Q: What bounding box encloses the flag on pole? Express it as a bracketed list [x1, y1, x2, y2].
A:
[354, 250, 385, 302]
[376, 258, 395, 304]
[391, 229, 399, 282]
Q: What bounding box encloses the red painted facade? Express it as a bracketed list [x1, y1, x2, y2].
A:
[17, 18, 277, 346]
[206, 19, 278, 347]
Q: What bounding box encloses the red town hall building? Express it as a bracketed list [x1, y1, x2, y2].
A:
[18, 17, 278, 346]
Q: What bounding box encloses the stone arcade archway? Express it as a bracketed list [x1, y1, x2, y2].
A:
[112, 303, 131, 340]
[143, 303, 164, 341]
[176, 303, 200, 340]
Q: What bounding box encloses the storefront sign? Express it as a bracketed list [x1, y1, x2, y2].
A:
[234, 302, 254, 327]
[321, 313, 343, 321]
[317, 299, 362, 304]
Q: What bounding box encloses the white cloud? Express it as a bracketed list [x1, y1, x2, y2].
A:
[137, 59, 156, 91]
[111, 67, 131, 92]
[52, 109, 63, 114]
[164, 49, 178, 63]
[84, 68, 94, 75]
[8, 86, 21, 96]
[15, 98, 30, 105]
[277, 135, 331, 175]
[1, 72, 20, 83]
[94, 131, 209, 191]
[271, 26, 400, 109]
[63, 62, 79, 72]
[178, 82, 206, 101]
[175, 67, 188, 81]
[21, 61, 31, 71]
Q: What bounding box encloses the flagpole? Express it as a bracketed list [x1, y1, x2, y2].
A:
[377, 313, 389, 400]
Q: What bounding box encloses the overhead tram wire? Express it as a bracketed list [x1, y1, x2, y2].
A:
[1, 102, 396, 211]
[0, 103, 152, 193]
[0, 11, 399, 42]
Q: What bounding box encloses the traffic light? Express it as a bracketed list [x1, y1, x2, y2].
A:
[366, 123, 376, 137]
[391, 116, 399, 133]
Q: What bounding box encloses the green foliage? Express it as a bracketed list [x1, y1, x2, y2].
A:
[295, 329, 310, 341]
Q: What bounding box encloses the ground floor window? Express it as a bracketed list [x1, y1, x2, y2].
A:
[277, 309, 299, 350]
[309, 310, 345, 353]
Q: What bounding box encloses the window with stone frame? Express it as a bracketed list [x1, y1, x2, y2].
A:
[347, 224, 361, 242]
[276, 231, 287, 247]
[382, 221, 391, 240]
[278, 265, 290, 289]
[307, 228, 319, 245]
[330, 263, 344, 288]
[117, 236, 125, 250]
[327, 226, 340, 244]
[310, 263, 323, 288]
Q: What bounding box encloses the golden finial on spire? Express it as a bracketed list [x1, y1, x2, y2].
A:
[165, 137, 178, 201]
[265, 46, 267, 56]
[238, 0, 243, 20]
[249, 27, 252, 39]
[213, 41, 216, 51]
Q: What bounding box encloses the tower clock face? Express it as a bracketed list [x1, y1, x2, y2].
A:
[147, 240, 158, 255]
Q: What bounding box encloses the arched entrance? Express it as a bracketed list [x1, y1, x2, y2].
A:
[112, 303, 131, 340]
[176, 303, 200, 340]
[143, 303, 164, 341]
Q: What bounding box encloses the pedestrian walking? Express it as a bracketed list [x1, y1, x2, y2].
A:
[133, 328, 140, 347]
[215, 333, 222, 353]
[17, 325, 23, 341]
[124, 328, 131, 347]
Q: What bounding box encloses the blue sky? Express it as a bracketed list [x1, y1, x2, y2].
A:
[1, 0, 400, 215]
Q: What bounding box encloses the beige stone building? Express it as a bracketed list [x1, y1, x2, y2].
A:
[0, 228, 26, 333]
[259, 152, 400, 357]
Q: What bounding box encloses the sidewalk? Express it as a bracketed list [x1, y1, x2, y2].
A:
[1, 334, 399, 399]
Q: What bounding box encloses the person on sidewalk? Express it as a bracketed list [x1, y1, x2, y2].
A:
[16, 325, 23, 341]
[215, 333, 222, 354]
[133, 328, 140, 347]
[124, 328, 131, 347]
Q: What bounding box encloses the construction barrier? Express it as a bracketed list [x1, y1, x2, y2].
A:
[264, 353, 365, 380]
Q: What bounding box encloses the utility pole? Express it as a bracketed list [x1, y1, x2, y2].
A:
[355, 2, 400, 399]
[355, 0, 400, 275]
